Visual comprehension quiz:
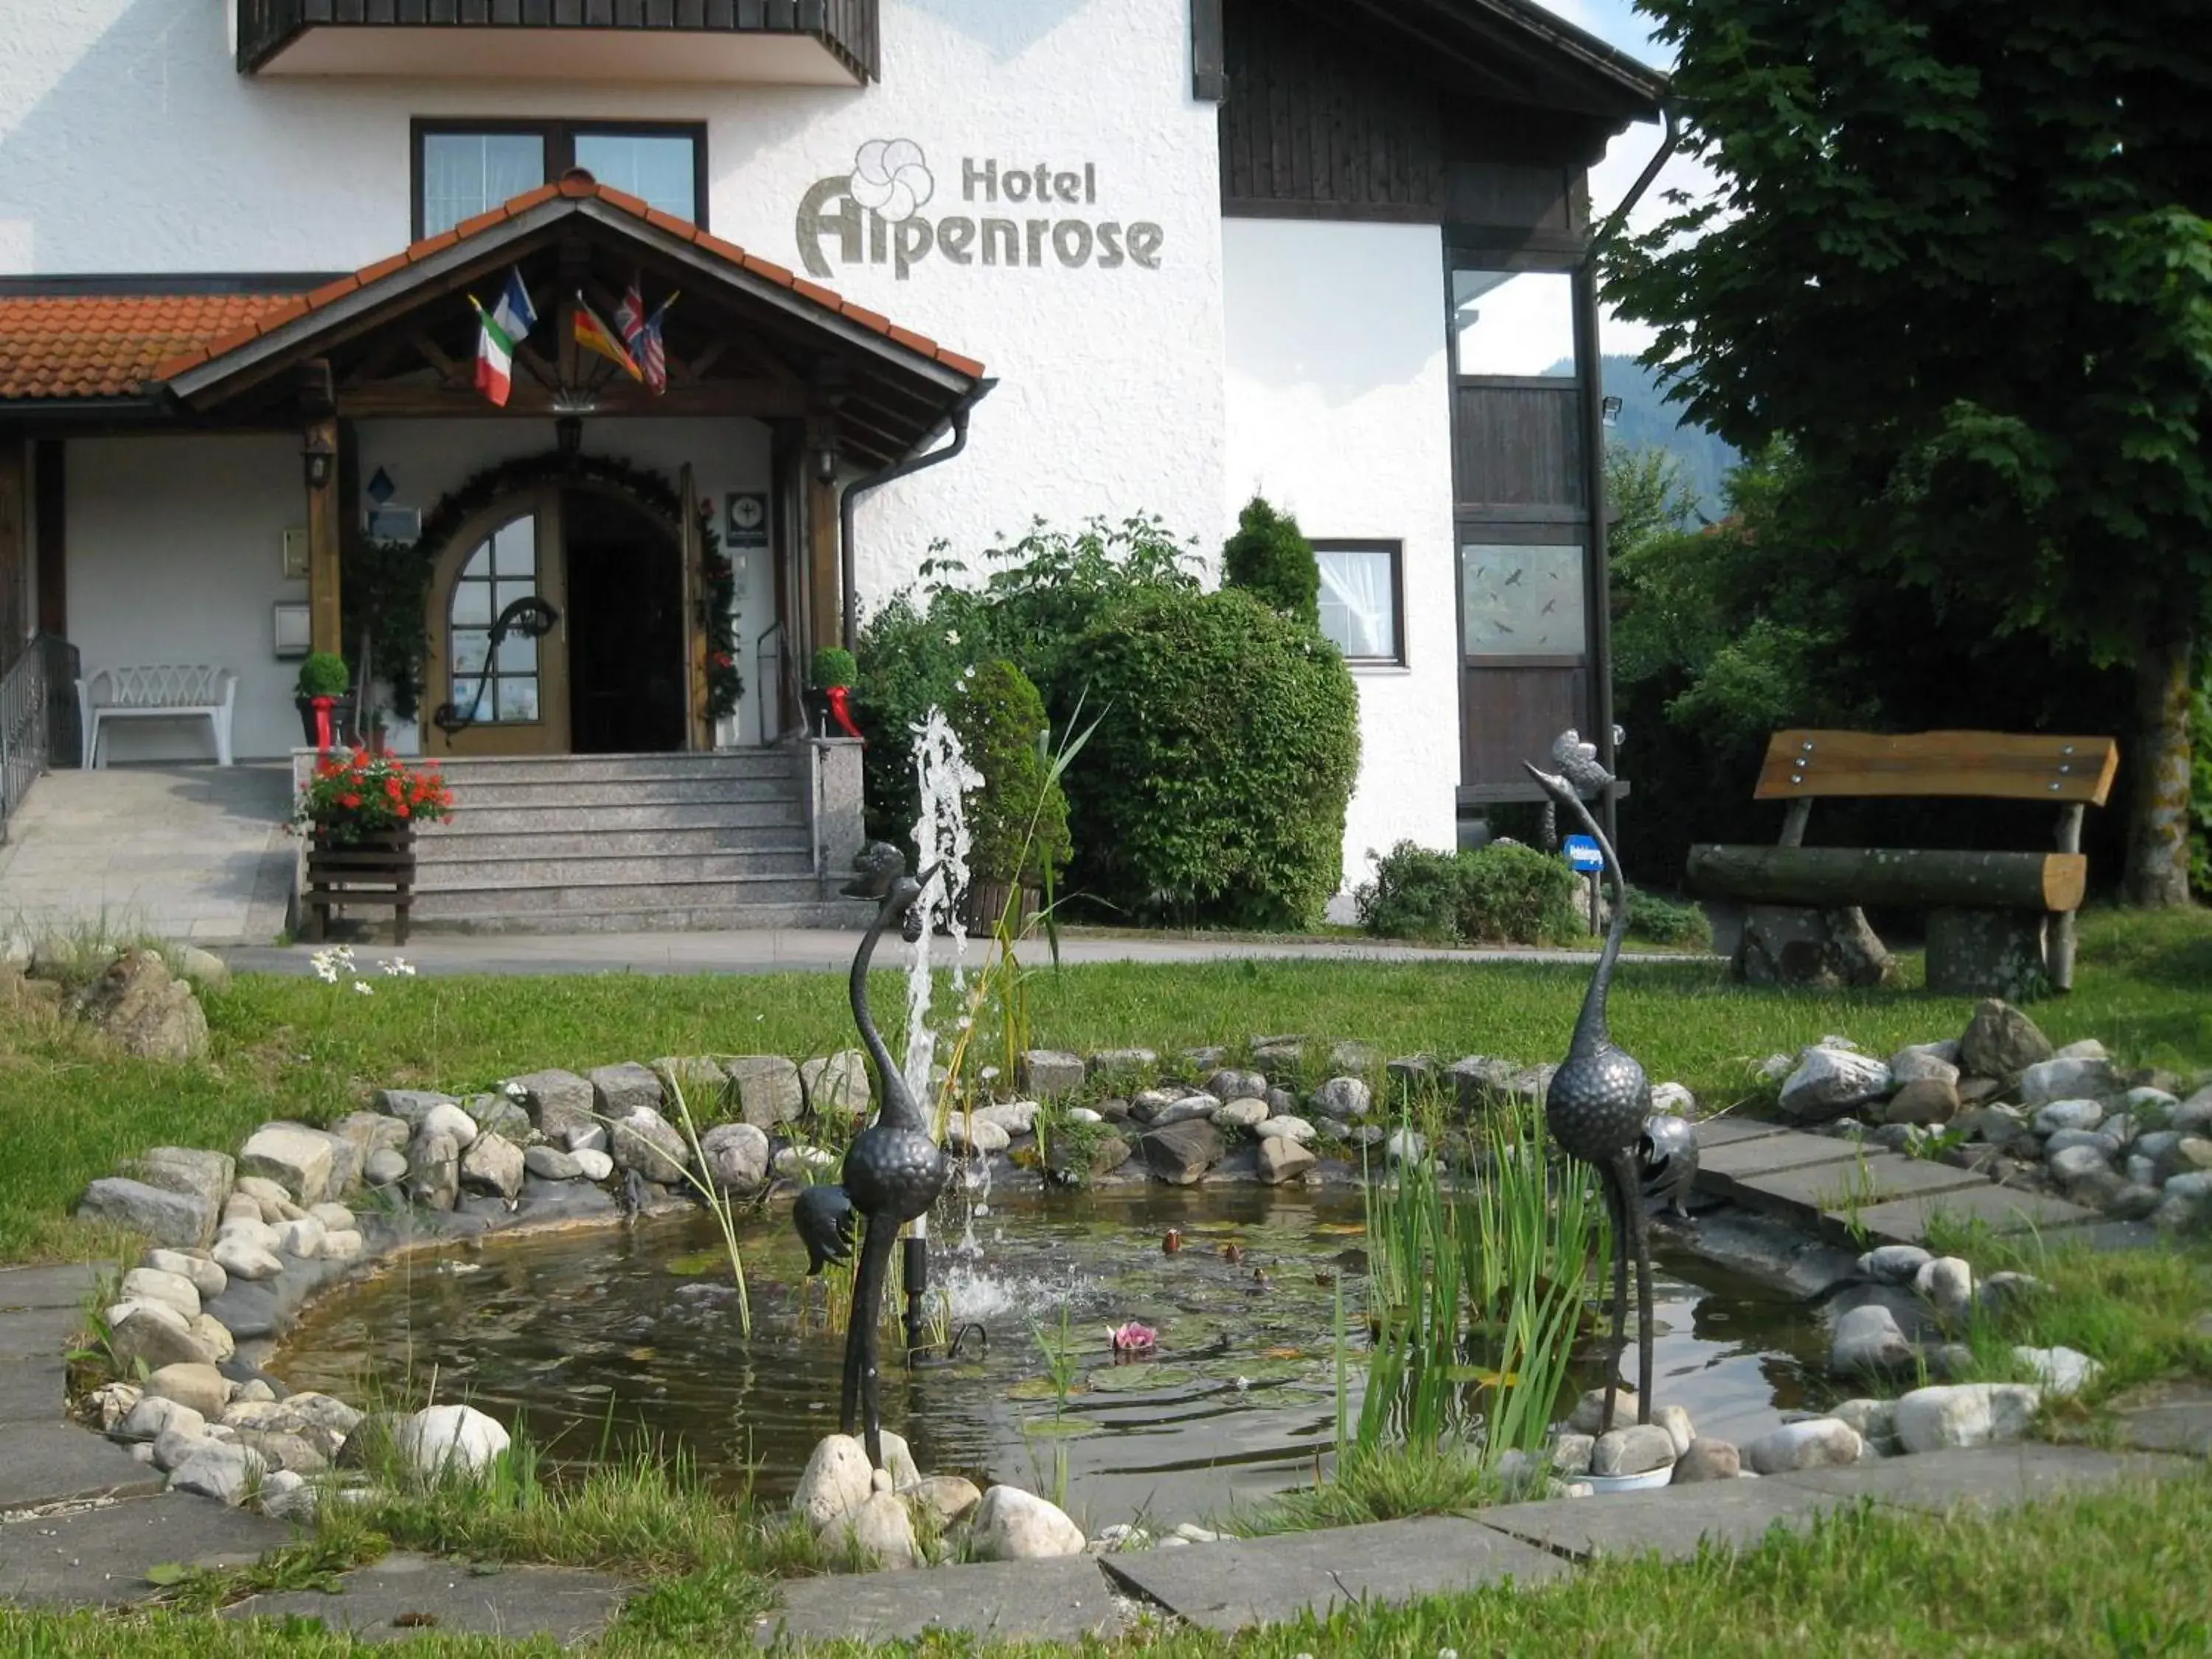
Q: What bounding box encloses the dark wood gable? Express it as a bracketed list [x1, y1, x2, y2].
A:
[1219, 0, 1657, 237]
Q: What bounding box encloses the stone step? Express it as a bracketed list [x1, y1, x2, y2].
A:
[413, 848, 816, 889]
[422, 799, 807, 835]
[412, 899, 874, 934]
[433, 750, 799, 785]
[414, 826, 813, 860]
[438, 777, 804, 809]
[413, 873, 829, 917]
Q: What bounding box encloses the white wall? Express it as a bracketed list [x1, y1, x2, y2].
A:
[66, 434, 302, 762]
[355, 417, 773, 748]
[1222, 218, 1459, 910]
[1, 0, 1228, 602]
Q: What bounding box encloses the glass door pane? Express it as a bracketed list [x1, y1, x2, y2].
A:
[1460, 542, 1586, 657]
[1451, 270, 1578, 378]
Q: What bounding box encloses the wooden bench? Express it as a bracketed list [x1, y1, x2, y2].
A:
[77, 665, 236, 768]
[1686, 729, 2119, 995]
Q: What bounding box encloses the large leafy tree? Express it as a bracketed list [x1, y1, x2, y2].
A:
[1610, 0, 2212, 902]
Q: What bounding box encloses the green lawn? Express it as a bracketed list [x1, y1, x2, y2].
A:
[5, 906, 2208, 1263]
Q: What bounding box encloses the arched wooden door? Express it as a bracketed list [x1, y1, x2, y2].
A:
[421, 490, 571, 757]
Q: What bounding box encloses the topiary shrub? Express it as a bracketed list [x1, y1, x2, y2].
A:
[1354, 842, 1467, 942]
[811, 647, 858, 689]
[950, 659, 1071, 886]
[1058, 587, 1359, 928]
[296, 652, 350, 698]
[1222, 497, 1320, 627]
[1455, 840, 1585, 945]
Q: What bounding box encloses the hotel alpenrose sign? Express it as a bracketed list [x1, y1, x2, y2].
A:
[797, 140, 1166, 282]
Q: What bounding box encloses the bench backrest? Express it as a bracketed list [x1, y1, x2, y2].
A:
[1755, 730, 2118, 807]
[83, 665, 231, 709]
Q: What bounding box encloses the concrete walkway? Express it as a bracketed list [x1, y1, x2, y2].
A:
[0, 767, 295, 948]
[2, 1265, 2205, 1646]
[224, 927, 1676, 978]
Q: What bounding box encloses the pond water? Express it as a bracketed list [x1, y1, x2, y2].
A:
[276, 1188, 1831, 1529]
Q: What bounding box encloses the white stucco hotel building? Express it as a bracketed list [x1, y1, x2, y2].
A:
[0, 0, 1663, 929]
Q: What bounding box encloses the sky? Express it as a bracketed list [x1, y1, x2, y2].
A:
[1536, 0, 1712, 359]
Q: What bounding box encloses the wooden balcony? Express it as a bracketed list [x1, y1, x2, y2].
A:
[237, 0, 878, 85]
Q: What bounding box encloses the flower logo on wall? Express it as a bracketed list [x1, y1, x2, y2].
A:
[849, 140, 935, 224]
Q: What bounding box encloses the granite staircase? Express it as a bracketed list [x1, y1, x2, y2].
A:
[411, 749, 861, 933]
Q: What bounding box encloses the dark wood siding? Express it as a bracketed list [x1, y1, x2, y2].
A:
[1453, 385, 1585, 509]
[237, 0, 877, 80]
[1460, 664, 1587, 798]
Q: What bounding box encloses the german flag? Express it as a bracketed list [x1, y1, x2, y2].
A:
[573, 295, 643, 380]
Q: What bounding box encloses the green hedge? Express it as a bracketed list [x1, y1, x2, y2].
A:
[1222, 496, 1320, 627]
[1057, 588, 1360, 928]
[1355, 839, 1585, 947]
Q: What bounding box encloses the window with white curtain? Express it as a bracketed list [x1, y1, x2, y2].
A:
[1315, 542, 1402, 664]
[414, 122, 703, 238]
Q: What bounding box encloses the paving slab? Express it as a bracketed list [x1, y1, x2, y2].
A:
[1469, 1475, 1853, 1562]
[2097, 1383, 2212, 1458]
[758, 1554, 1121, 1647]
[0, 1358, 68, 1426]
[1695, 1132, 1866, 1200]
[1768, 1443, 2192, 1515]
[0, 1423, 164, 1511]
[1843, 1183, 2101, 1248]
[0, 1307, 86, 1363]
[1102, 1516, 1568, 1633]
[226, 1551, 626, 1646]
[1692, 1118, 1793, 1149]
[0, 1492, 296, 1607]
[0, 1265, 108, 1311]
[1726, 1153, 1985, 1237]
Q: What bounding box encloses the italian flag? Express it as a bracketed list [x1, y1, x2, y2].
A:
[471, 268, 537, 407]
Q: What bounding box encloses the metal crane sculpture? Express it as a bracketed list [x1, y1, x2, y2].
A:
[1523, 745, 1654, 1436]
[1639, 1113, 1699, 1221]
[791, 842, 952, 1470]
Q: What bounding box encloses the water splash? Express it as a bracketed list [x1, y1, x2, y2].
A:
[938, 1261, 1103, 1324]
[902, 706, 981, 1107]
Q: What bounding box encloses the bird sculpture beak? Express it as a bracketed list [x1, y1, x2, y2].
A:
[1522, 760, 1571, 799]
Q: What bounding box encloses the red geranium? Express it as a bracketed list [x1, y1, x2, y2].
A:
[295, 747, 455, 844]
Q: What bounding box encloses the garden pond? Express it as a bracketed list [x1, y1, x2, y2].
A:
[276, 1187, 1833, 1528]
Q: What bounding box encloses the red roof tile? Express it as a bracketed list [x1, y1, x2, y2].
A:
[3, 175, 982, 403]
[0, 293, 300, 399]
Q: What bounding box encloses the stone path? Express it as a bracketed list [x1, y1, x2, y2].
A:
[763, 1442, 2202, 1644]
[1688, 1117, 2115, 1249]
[0, 765, 296, 948]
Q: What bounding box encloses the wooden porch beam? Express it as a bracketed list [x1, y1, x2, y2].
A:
[305, 413, 342, 655]
[333, 380, 808, 419]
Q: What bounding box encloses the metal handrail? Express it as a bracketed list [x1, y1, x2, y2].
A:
[0, 634, 61, 844]
[754, 619, 789, 745]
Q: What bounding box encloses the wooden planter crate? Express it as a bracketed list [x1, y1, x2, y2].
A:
[303, 826, 415, 945]
[961, 878, 1037, 940]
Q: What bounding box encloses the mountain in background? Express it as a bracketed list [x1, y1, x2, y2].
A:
[1591, 354, 1740, 519]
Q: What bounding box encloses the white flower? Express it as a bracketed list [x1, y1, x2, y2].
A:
[504, 1080, 527, 1099]
[944, 629, 961, 646]
[379, 957, 416, 977]
[351, 981, 374, 995]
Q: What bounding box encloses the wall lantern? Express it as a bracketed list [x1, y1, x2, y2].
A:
[302, 430, 336, 490]
[815, 444, 838, 484]
[1600, 394, 1624, 428]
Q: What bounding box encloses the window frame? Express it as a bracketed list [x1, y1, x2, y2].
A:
[411, 118, 709, 241]
[448, 512, 548, 728]
[1312, 538, 1407, 668]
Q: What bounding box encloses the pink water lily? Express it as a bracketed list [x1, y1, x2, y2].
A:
[1108, 1321, 1158, 1355]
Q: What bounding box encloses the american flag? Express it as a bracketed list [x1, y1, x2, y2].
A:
[639, 301, 668, 394]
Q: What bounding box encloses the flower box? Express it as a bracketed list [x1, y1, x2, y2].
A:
[303, 825, 416, 945]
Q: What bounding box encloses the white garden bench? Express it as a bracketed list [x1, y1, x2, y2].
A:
[77, 665, 237, 768]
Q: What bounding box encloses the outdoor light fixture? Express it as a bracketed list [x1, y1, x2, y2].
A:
[815, 445, 838, 484]
[1601, 394, 1624, 427]
[302, 431, 335, 490]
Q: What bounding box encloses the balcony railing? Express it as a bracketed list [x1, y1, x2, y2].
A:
[237, 0, 878, 85]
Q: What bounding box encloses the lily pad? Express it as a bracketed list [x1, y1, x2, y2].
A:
[1194, 1357, 1314, 1386]
[1020, 1416, 1103, 1439]
[1007, 1375, 1087, 1402]
[664, 1251, 727, 1276]
[1083, 1365, 1200, 1394]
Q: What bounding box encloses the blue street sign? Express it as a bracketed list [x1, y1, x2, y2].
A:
[1563, 834, 1604, 874]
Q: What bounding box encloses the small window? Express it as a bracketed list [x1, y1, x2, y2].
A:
[450, 515, 544, 724]
[414, 121, 705, 238]
[1315, 541, 1404, 665]
[1451, 270, 1578, 379]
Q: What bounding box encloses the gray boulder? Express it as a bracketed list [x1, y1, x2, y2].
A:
[405, 1129, 462, 1211]
[1140, 1120, 1225, 1186]
[1742, 1418, 1862, 1474]
[700, 1122, 771, 1193]
[590, 1062, 664, 1119]
[523, 1145, 584, 1182]
[110, 1307, 218, 1372]
[124, 1146, 235, 1214]
[77, 1178, 216, 1249]
[1309, 1077, 1373, 1120]
[1018, 1051, 1085, 1096]
[71, 949, 208, 1062]
[2020, 1055, 2118, 1107]
[1590, 1425, 1677, 1477]
[1894, 1382, 2042, 1453]
[1206, 1068, 1268, 1104]
[1778, 1046, 1892, 1123]
[364, 1147, 408, 1187]
[237, 1124, 336, 1206]
[1671, 1439, 1741, 1483]
[610, 1106, 689, 1185]
[1830, 1303, 1915, 1374]
[167, 1441, 267, 1506]
[459, 1132, 526, 1200]
[967, 1484, 1086, 1560]
[1958, 999, 2052, 1080]
[1857, 1245, 1933, 1284]
[801, 1051, 871, 1119]
[503, 1071, 597, 1144]
[1256, 1135, 1318, 1184]
[372, 1090, 463, 1130]
[1884, 1079, 1960, 1127]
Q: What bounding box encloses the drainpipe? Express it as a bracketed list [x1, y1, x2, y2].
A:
[1582, 105, 1678, 844]
[838, 380, 996, 652]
